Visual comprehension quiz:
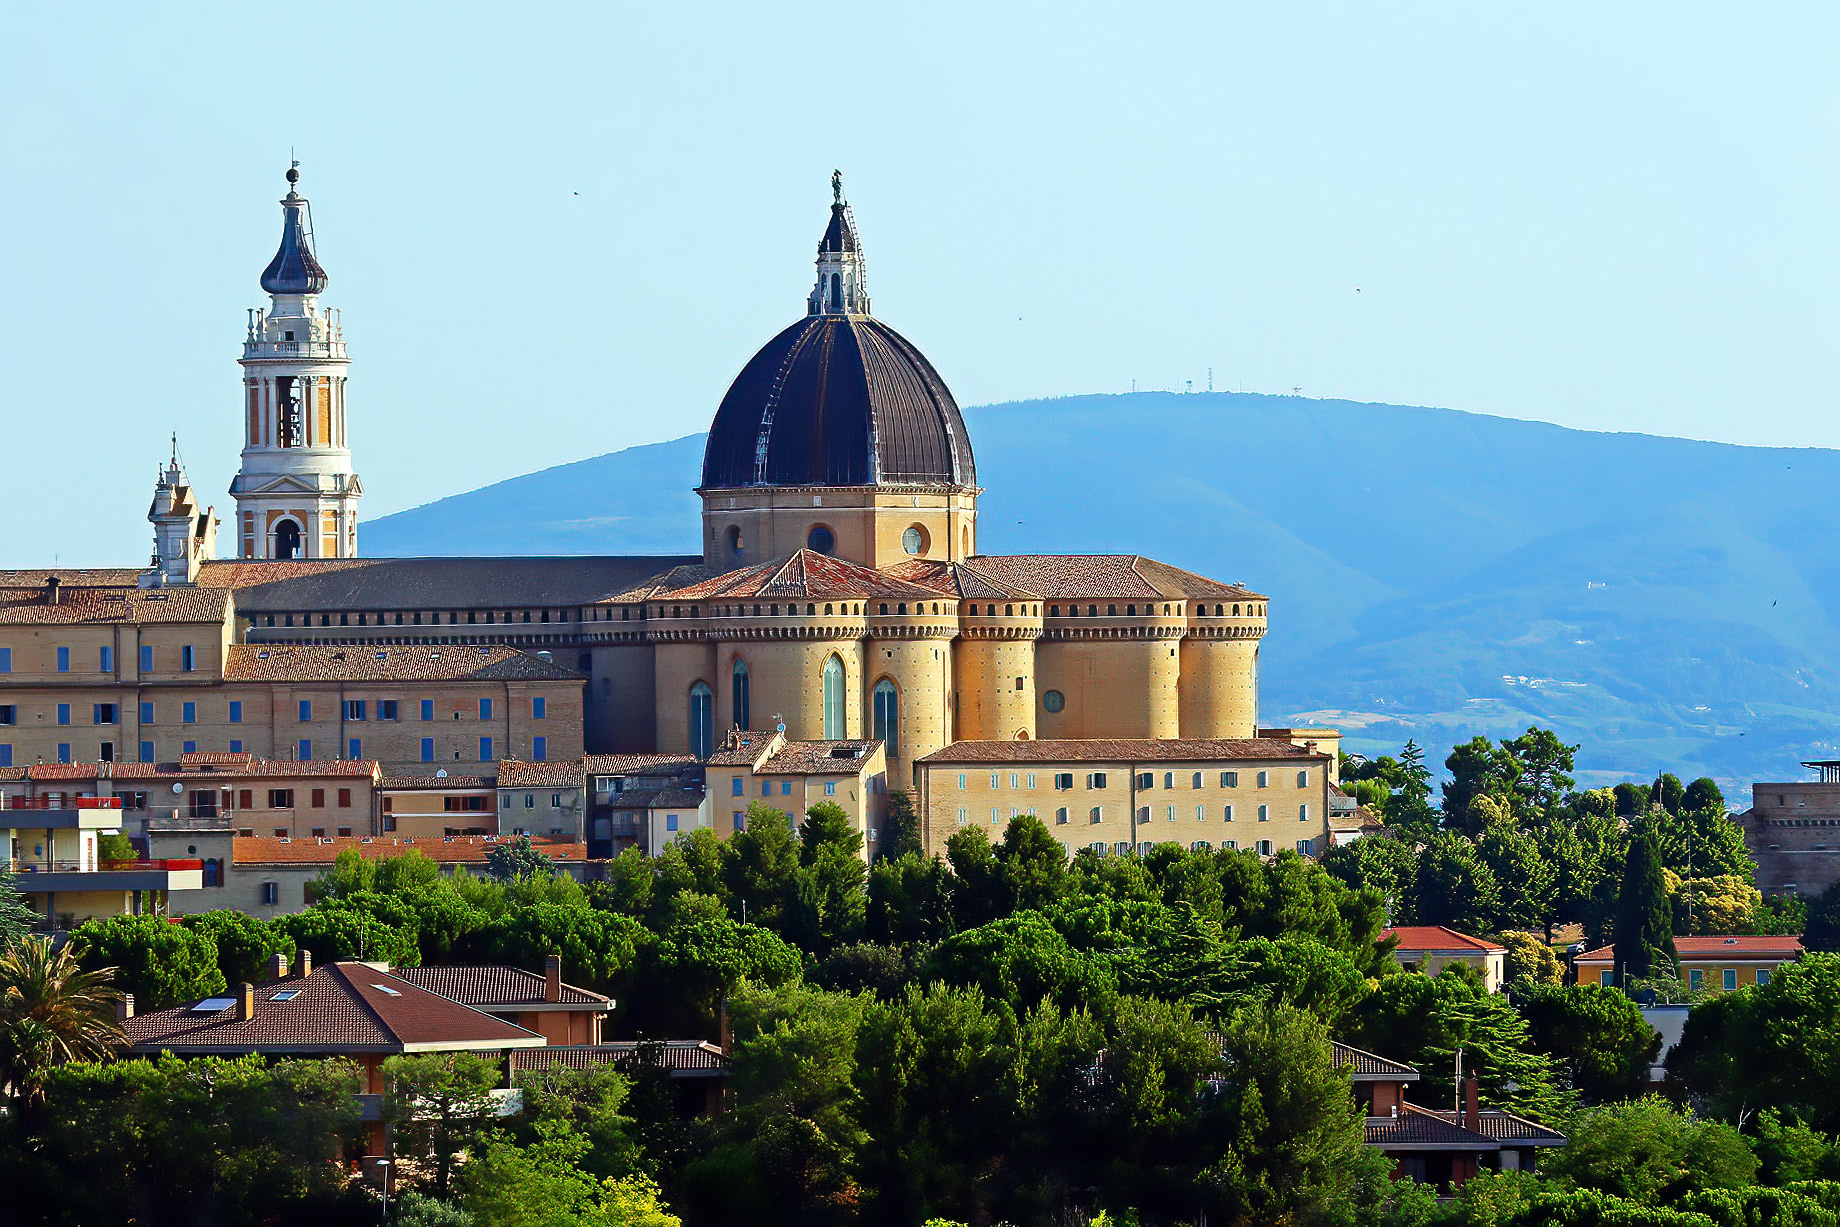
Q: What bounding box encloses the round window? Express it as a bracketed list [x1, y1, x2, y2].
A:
[807, 525, 835, 555]
[1042, 689, 1065, 713]
[902, 525, 928, 555]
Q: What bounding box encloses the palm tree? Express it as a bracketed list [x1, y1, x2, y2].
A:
[0, 935, 123, 1105]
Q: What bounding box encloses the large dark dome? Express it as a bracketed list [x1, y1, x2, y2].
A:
[700, 314, 977, 490]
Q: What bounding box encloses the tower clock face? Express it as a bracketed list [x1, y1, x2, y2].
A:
[1043, 690, 1065, 713]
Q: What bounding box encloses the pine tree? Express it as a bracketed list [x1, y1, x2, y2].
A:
[1612, 832, 1676, 987]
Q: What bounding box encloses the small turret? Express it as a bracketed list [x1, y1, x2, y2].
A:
[808, 170, 870, 316]
[144, 436, 218, 588]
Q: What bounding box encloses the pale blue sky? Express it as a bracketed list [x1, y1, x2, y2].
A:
[1, 4, 1835, 567]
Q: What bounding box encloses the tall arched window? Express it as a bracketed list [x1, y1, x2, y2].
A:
[821, 655, 845, 739]
[274, 519, 302, 560]
[689, 682, 714, 758]
[872, 678, 899, 757]
[732, 659, 751, 731]
[830, 272, 842, 309]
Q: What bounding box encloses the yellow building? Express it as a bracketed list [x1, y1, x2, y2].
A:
[0, 171, 1314, 858]
[703, 729, 888, 857]
[1574, 935, 1803, 993]
[913, 737, 1331, 859]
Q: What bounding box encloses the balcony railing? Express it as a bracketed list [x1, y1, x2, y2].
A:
[0, 796, 123, 811]
[6, 858, 202, 874]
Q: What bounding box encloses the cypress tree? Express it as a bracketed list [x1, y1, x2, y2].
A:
[1612, 831, 1677, 987]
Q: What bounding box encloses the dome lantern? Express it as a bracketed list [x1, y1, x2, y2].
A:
[259, 161, 329, 296]
[808, 170, 870, 317]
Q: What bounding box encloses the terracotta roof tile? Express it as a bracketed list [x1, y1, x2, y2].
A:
[224, 643, 580, 682]
[655, 550, 942, 602]
[761, 740, 882, 774]
[198, 556, 701, 609]
[510, 1041, 731, 1075]
[123, 962, 545, 1054]
[882, 560, 1041, 600]
[1364, 1104, 1500, 1150]
[1382, 926, 1506, 954]
[392, 965, 609, 1009]
[965, 555, 1264, 602]
[381, 776, 493, 790]
[115, 757, 378, 781]
[495, 759, 588, 788]
[0, 584, 230, 626]
[580, 754, 701, 776]
[1333, 1041, 1420, 1080]
[916, 738, 1324, 765]
[1574, 935, 1804, 962]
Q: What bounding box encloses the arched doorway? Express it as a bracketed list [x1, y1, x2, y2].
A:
[273, 519, 302, 560]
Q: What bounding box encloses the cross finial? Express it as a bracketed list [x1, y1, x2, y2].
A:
[832, 169, 842, 205]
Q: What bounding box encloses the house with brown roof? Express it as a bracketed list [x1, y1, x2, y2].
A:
[1336, 1041, 1565, 1189]
[512, 1041, 731, 1116]
[703, 728, 886, 856]
[380, 773, 496, 838]
[914, 737, 1333, 860]
[1573, 934, 1803, 994]
[393, 955, 611, 1045]
[122, 955, 546, 1157]
[1383, 926, 1509, 993]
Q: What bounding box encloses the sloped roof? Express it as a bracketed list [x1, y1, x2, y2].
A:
[655, 550, 941, 602]
[1382, 926, 1506, 954]
[391, 965, 609, 1009]
[495, 759, 587, 789]
[965, 555, 1264, 602]
[883, 559, 1041, 600]
[510, 1041, 731, 1076]
[0, 584, 229, 625]
[1575, 935, 1803, 962]
[123, 962, 545, 1054]
[761, 740, 882, 774]
[1332, 1040, 1420, 1081]
[198, 556, 700, 610]
[1364, 1105, 1501, 1150]
[224, 643, 580, 682]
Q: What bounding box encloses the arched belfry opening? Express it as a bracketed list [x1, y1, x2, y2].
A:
[273, 519, 302, 560]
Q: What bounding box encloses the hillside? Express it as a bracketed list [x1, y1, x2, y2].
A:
[365, 392, 1840, 792]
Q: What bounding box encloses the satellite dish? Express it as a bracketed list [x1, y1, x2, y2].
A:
[171, 783, 183, 794]
[435, 768, 448, 778]
[776, 723, 787, 734]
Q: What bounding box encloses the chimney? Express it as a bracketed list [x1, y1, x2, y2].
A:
[295, 949, 312, 979]
[236, 982, 254, 1021]
[544, 953, 561, 1004]
[269, 952, 289, 981]
[1463, 1072, 1480, 1132]
[116, 993, 134, 1021]
[44, 575, 61, 606]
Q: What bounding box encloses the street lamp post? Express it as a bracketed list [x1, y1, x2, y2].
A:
[375, 1158, 392, 1222]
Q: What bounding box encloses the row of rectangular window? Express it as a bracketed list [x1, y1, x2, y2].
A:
[956, 769, 1302, 791]
[957, 803, 1308, 824]
[20, 646, 198, 674]
[3, 697, 549, 727]
[0, 733, 546, 768]
[1597, 968, 1769, 990]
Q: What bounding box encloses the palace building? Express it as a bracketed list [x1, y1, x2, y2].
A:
[0, 166, 1319, 861]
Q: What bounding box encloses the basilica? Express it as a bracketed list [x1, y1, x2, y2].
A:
[0, 167, 1345, 865]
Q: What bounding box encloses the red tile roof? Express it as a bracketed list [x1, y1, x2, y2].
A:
[224, 643, 580, 682]
[761, 740, 882, 774]
[122, 962, 546, 1054]
[964, 555, 1265, 602]
[883, 559, 1041, 600]
[231, 835, 586, 865]
[0, 583, 230, 625]
[1382, 926, 1507, 954]
[916, 738, 1323, 765]
[655, 550, 942, 602]
[1574, 935, 1804, 962]
[509, 1041, 731, 1076]
[496, 759, 588, 788]
[381, 775, 493, 791]
[391, 965, 610, 1009]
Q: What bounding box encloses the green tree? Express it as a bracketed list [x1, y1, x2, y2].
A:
[1319, 836, 1417, 923]
[1503, 726, 1580, 820]
[865, 853, 954, 946]
[996, 814, 1070, 911]
[1803, 879, 1840, 953]
[1683, 778, 1726, 814]
[1202, 1003, 1390, 1227]
[944, 825, 1009, 929]
[1613, 832, 1677, 987]
[1651, 773, 1687, 816]
[180, 909, 295, 987]
[1412, 832, 1501, 933]
[385, 1051, 504, 1198]
[0, 935, 123, 1108]
[1498, 930, 1563, 986]
[487, 903, 644, 994]
[797, 801, 867, 950]
[925, 911, 1118, 1013]
[1542, 1097, 1757, 1201]
[96, 831, 137, 864]
[1514, 983, 1659, 1103]
[1669, 954, 1840, 1133]
[1443, 737, 1520, 833]
[485, 833, 561, 882]
[881, 790, 922, 861]
[1480, 827, 1557, 932]
[461, 1119, 681, 1227]
[0, 875, 39, 942]
[72, 913, 223, 1009]
[1390, 738, 1437, 830]
[275, 899, 422, 967]
[723, 801, 801, 930]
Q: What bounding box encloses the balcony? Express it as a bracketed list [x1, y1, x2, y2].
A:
[7, 858, 204, 893]
[0, 796, 123, 811]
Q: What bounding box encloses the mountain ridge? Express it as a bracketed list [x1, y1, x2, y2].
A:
[365, 391, 1840, 795]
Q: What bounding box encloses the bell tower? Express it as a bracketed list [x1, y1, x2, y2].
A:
[229, 162, 361, 560]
